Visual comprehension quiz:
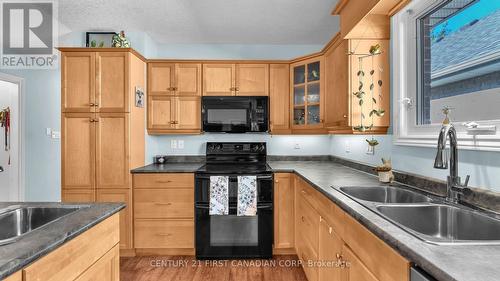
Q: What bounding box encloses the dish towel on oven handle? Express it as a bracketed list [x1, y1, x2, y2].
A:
[237, 176, 257, 216]
[209, 176, 229, 215]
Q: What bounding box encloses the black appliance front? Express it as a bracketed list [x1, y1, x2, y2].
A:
[202, 96, 269, 133]
[195, 173, 273, 259]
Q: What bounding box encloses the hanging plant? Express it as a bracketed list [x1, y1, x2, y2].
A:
[352, 44, 385, 133]
[366, 138, 379, 147]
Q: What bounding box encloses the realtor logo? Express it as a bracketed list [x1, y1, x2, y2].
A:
[0, 0, 58, 69]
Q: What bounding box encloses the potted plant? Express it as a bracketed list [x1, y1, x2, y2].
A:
[374, 158, 394, 183]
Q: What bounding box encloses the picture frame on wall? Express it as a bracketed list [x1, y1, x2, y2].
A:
[85, 32, 117, 47]
[135, 87, 145, 108]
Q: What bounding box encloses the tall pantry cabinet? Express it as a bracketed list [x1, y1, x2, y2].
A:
[59, 48, 146, 254]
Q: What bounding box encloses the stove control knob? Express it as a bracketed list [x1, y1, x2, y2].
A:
[215, 144, 223, 151]
[259, 144, 265, 152]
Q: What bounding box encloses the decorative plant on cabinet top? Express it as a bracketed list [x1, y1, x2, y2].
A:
[352, 44, 385, 133]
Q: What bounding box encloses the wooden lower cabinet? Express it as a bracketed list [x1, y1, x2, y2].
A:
[133, 173, 195, 254]
[61, 189, 95, 202]
[97, 189, 133, 250]
[319, 217, 342, 281]
[3, 271, 21, 281]
[23, 214, 119, 281]
[292, 174, 410, 281]
[274, 173, 294, 250]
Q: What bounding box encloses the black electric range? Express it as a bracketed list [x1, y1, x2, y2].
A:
[194, 142, 273, 260]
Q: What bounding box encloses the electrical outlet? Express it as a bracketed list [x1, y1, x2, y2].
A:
[45, 128, 52, 136]
[51, 131, 60, 139]
[171, 140, 177, 149]
[345, 141, 350, 153]
[294, 143, 300, 149]
[178, 140, 184, 149]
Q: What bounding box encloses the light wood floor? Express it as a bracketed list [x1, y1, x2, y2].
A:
[120, 255, 308, 281]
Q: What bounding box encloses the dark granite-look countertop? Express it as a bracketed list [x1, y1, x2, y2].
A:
[130, 160, 500, 280]
[0, 202, 124, 279]
[131, 162, 204, 173]
[269, 161, 500, 281]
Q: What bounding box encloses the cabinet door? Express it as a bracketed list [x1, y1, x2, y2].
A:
[148, 63, 175, 95]
[319, 217, 342, 281]
[97, 189, 132, 250]
[269, 64, 290, 133]
[274, 173, 294, 249]
[96, 52, 129, 112]
[95, 113, 129, 189]
[148, 96, 175, 130]
[203, 64, 235, 96]
[61, 52, 95, 112]
[235, 64, 269, 96]
[62, 113, 95, 190]
[175, 97, 201, 130]
[62, 189, 96, 202]
[341, 246, 379, 281]
[325, 40, 349, 129]
[75, 245, 119, 281]
[176, 63, 201, 96]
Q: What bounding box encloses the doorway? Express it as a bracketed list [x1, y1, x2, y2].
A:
[0, 73, 23, 201]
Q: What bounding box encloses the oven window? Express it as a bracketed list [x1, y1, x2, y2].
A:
[207, 109, 247, 124]
[210, 216, 258, 246]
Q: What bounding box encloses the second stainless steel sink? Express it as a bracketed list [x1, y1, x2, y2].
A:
[376, 204, 500, 244]
[0, 206, 84, 246]
[340, 186, 431, 204]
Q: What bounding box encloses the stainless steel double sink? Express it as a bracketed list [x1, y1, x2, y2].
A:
[0, 205, 86, 246]
[337, 186, 500, 245]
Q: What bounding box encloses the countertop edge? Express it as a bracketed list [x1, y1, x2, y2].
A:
[0, 203, 125, 279]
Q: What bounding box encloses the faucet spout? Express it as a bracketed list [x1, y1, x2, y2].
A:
[433, 123, 468, 203]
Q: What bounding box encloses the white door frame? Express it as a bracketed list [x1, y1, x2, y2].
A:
[0, 72, 25, 201]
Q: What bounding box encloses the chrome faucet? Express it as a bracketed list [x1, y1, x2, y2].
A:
[434, 123, 470, 203]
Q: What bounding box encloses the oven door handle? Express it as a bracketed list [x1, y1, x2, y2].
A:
[195, 203, 272, 210]
[196, 175, 273, 180]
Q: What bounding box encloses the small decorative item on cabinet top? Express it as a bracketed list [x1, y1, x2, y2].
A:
[112, 31, 131, 48]
[374, 158, 394, 183]
[85, 32, 117, 48]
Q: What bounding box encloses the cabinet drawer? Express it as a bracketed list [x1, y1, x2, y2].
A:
[24, 214, 119, 281]
[316, 192, 345, 237]
[133, 173, 194, 189]
[134, 219, 194, 248]
[134, 189, 194, 218]
[344, 215, 409, 281]
[298, 233, 319, 281]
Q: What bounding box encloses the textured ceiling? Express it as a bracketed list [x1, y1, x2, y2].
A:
[58, 0, 340, 45]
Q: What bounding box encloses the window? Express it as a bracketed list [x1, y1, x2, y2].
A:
[393, 0, 500, 150]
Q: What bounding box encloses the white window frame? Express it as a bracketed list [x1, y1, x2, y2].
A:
[393, 0, 500, 151]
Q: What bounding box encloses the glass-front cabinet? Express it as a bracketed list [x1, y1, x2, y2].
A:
[291, 57, 324, 130]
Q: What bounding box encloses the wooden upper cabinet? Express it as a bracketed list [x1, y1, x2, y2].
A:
[62, 113, 95, 190]
[274, 173, 294, 249]
[269, 64, 290, 134]
[96, 52, 129, 112]
[148, 63, 201, 96]
[62, 52, 95, 113]
[148, 96, 175, 131]
[95, 113, 130, 189]
[235, 64, 269, 96]
[148, 63, 175, 95]
[290, 57, 325, 131]
[203, 64, 235, 96]
[175, 97, 201, 130]
[325, 39, 350, 130]
[176, 64, 201, 96]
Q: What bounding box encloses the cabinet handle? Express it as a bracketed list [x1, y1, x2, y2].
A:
[301, 216, 305, 222]
[229, 87, 235, 91]
[90, 119, 99, 123]
[94, 103, 99, 107]
[156, 180, 172, 183]
[235, 87, 239, 91]
[167, 87, 174, 91]
[173, 87, 178, 91]
[156, 233, 172, 237]
[275, 180, 279, 183]
[343, 114, 347, 118]
[89, 103, 95, 106]
[155, 202, 172, 206]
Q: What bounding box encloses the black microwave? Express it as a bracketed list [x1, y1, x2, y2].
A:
[202, 96, 269, 133]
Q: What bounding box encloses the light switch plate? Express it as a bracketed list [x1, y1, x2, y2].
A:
[345, 141, 350, 153]
[294, 143, 300, 149]
[51, 131, 60, 139]
[171, 140, 177, 149]
[178, 140, 184, 149]
[45, 128, 52, 136]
